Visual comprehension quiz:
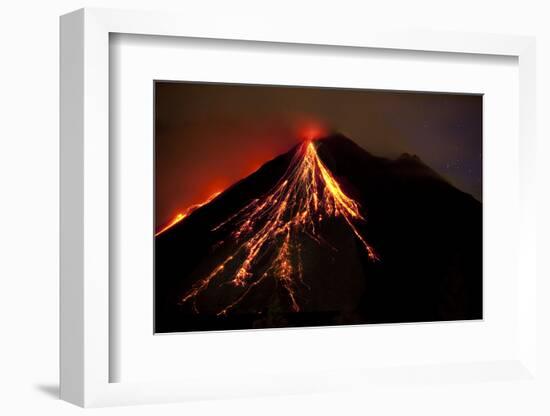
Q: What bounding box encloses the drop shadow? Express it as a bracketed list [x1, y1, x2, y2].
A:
[35, 383, 59, 399]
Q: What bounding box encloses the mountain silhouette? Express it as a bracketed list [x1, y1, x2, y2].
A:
[155, 133, 482, 332]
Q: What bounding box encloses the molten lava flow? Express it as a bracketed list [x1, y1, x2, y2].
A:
[179, 140, 379, 315]
[155, 191, 222, 237]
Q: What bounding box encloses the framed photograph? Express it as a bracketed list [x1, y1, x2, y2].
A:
[60, 8, 538, 407]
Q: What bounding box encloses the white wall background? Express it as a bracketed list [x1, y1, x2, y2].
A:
[0, 1, 548, 415]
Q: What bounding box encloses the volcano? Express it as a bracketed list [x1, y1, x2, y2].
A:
[155, 133, 482, 333]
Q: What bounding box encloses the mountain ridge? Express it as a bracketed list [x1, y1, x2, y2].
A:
[157, 132, 464, 236]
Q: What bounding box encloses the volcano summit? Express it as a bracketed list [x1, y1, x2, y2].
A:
[155, 133, 482, 333]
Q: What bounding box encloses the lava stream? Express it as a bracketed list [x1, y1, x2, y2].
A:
[155, 191, 222, 237]
[179, 139, 379, 315]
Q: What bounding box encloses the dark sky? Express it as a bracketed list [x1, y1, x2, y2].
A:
[155, 82, 482, 229]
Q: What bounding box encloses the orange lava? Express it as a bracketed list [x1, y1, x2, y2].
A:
[155, 191, 222, 237]
[179, 139, 379, 316]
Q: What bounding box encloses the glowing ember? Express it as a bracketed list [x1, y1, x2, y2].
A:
[176, 139, 379, 315]
[155, 191, 222, 237]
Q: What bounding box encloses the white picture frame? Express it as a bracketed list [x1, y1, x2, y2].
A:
[60, 7, 537, 407]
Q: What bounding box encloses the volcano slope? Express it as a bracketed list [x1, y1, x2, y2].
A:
[155, 133, 482, 332]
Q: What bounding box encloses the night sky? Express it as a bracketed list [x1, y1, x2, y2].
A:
[155, 82, 482, 229]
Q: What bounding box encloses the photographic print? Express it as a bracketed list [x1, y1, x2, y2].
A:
[154, 82, 482, 333]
